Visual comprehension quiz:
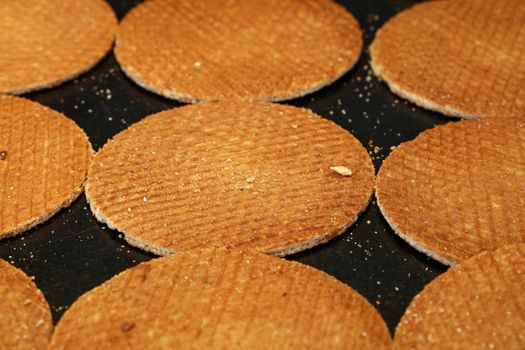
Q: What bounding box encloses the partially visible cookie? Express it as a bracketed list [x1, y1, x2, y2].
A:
[376, 117, 525, 265]
[86, 101, 375, 256]
[115, 0, 362, 102]
[0, 259, 52, 350]
[50, 249, 392, 350]
[0, 95, 94, 239]
[394, 244, 525, 350]
[370, 0, 525, 119]
[0, 0, 117, 94]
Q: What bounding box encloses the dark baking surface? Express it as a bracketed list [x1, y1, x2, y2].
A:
[0, 0, 449, 334]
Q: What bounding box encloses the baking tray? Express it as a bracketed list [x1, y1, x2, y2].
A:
[0, 0, 449, 334]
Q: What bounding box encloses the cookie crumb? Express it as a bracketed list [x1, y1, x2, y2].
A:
[330, 166, 353, 176]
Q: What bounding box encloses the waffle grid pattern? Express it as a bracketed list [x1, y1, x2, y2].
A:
[86, 102, 375, 256]
[0, 259, 52, 350]
[0, 0, 117, 94]
[0, 95, 94, 238]
[115, 0, 362, 102]
[50, 249, 391, 349]
[370, 0, 525, 119]
[376, 117, 525, 264]
[394, 244, 525, 349]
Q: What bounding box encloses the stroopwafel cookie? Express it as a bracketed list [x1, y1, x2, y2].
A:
[0, 0, 117, 94]
[50, 249, 392, 349]
[86, 101, 375, 256]
[0, 95, 94, 239]
[115, 0, 362, 102]
[370, 0, 525, 119]
[394, 244, 525, 350]
[376, 117, 525, 265]
[0, 258, 52, 350]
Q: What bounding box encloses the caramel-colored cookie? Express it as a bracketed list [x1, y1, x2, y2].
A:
[376, 117, 525, 265]
[0, 95, 94, 239]
[0, 0, 117, 94]
[0, 258, 52, 350]
[86, 101, 375, 256]
[394, 244, 525, 350]
[370, 0, 525, 119]
[50, 249, 392, 350]
[115, 0, 362, 102]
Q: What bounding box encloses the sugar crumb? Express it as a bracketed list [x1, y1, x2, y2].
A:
[329, 166, 353, 176]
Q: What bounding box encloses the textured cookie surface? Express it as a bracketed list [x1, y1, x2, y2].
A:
[86, 102, 375, 256]
[115, 0, 362, 102]
[0, 95, 94, 239]
[50, 249, 392, 349]
[394, 244, 525, 350]
[370, 0, 525, 119]
[0, 0, 117, 94]
[376, 117, 525, 265]
[0, 259, 52, 350]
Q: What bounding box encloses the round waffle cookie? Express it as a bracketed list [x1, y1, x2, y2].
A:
[394, 244, 525, 350]
[370, 0, 525, 119]
[0, 258, 52, 350]
[0, 95, 94, 239]
[114, 0, 362, 102]
[50, 249, 392, 349]
[0, 0, 117, 94]
[376, 117, 525, 265]
[86, 102, 375, 256]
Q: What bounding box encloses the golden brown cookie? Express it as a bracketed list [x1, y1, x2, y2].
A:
[370, 0, 525, 119]
[394, 244, 525, 350]
[0, 0, 117, 94]
[50, 249, 392, 350]
[115, 0, 362, 102]
[376, 117, 525, 265]
[0, 258, 52, 350]
[0, 95, 94, 239]
[86, 101, 375, 256]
